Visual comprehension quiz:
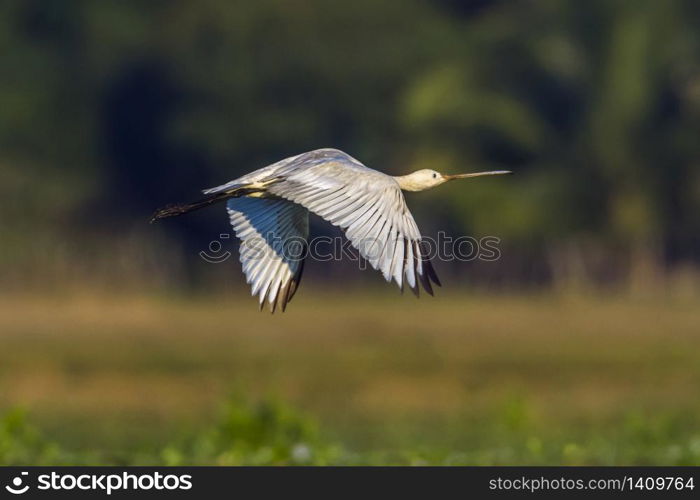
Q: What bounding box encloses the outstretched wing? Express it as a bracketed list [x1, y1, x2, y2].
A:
[267, 153, 440, 295]
[227, 197, 309, 312]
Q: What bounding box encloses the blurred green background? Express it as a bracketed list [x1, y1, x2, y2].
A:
[1, 0, 699, 464]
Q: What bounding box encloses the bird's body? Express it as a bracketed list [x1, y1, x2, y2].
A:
[151, 148, 510, 312]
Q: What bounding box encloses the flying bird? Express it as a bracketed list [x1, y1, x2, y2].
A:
[151, 148, 510, 312]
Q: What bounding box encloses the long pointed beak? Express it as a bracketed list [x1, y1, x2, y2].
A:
[444, 170, 512, 180]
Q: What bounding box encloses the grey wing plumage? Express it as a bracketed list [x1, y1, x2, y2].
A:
[267, 150, 440, 295]
[227, 197, 309, 312]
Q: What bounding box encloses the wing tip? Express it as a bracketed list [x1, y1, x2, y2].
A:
[424, 259, 441, 288]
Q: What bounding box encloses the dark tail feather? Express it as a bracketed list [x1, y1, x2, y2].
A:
[150, 188, 248, 223]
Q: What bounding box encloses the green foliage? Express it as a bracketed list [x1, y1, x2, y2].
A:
[2, 396, 700, 465]
[0, 408, 61, 464]
[161, 396, 340, 465]
[1, 0, 699, 287]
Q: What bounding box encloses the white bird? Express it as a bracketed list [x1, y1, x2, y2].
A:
[151, 148, 510, 312]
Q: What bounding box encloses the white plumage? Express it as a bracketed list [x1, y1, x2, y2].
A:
[152, 148, 510, 312]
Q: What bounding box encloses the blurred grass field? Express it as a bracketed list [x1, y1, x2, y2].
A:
[1, 291, 699, 465]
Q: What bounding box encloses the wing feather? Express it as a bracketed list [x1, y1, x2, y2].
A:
[267, 153, 439, 295]
[227, 197, 309, 312]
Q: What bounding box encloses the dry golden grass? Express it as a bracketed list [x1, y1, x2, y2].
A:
[0, 290, 699, 463]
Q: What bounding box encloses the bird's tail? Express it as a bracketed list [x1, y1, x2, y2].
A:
[150, 185, 252, 223]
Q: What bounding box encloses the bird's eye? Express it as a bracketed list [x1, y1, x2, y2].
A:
[432, 173, 437, 178]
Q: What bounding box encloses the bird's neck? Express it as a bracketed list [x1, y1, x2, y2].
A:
[393, 174, 425, 192]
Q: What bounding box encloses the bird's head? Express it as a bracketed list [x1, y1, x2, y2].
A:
[395, 168, 511, 192]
